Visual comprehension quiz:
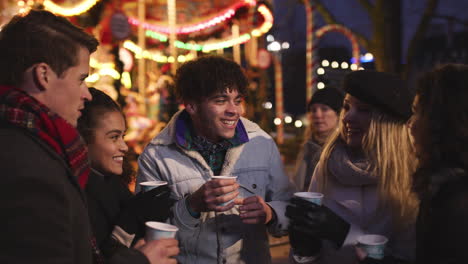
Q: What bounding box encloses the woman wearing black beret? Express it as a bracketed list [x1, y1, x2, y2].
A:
[287, 70, 418, 264]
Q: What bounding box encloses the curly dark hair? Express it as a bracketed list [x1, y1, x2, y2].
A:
[412, 64, 468, 195]
[174, 56, 248, 103]
[77, 88, 135, 186]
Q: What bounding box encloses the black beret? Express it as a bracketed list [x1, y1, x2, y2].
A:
[308, 87, 344, 114]
[343, 70, 414, 121]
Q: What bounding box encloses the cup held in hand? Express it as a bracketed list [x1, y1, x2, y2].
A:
[140, 180, 168, 192]
[294, 192, 324, 205]
[145, 221, 178, 242]
[211, 175, 237, 206]
[357, 234, 388, 260]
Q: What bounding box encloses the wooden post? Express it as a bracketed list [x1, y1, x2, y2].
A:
[137, 0, 146, 113]
[273, 54, 284, 145]
[168, 0, 177, 75]
[232, 23, 241, 64]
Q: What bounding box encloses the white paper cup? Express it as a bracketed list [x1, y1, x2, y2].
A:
[357, 234, 388, 260]
[140, 180, 168, 192]
[211, 175, 238, 206]
[294, 192, 324, 205]
[145, 221, 178, 242]
[211, 175, 238, 180]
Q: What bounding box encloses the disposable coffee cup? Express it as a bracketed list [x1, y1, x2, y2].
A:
[357, 234, 388, 260]
[294, 192, 324, 205]
[211, 175, 238, 206]
[140, 180, 168, 192]
[145, 221, 178, 242]
[211, 175, 238, 180]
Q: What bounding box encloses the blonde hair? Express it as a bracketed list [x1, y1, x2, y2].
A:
[315, 109, 418, 228]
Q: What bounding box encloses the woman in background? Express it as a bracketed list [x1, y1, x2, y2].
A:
[78, 87, 179, 264]
[287, 71, 418, 264]
[293, 87, 343, 191]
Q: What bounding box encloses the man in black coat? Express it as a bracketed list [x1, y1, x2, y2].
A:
[0, 10, 99, 264]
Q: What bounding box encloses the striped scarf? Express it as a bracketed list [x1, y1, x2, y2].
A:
[0, 85, 104, 263]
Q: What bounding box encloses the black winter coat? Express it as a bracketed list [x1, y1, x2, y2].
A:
[0, 120, 93, 264]
[86, 170, 149, 264]
[416, 168, 468, 264]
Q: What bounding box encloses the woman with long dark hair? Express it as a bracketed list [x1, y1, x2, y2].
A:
[408, 64, 468, 264]
[78, 88, 179, 264]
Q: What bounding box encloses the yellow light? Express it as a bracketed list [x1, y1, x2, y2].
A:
[85, 73, 100, 83]
[294, 120, 303, 128]
[202, 34, 251, 52]
[251, 29, 261, 37]
[99, 68, 120, 79]
[43, 0, 100, 17]
[177, 55, 186, 63]
[317, 68, 325, 75]
[322, 60, 330, 67]
[317, 82, 325, 89]
[274, 118, 282, 125]
[364, 53, 373, 60]
[121, 72, 132, 89]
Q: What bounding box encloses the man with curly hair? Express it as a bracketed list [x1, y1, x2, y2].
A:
[137, 56, 294, 264]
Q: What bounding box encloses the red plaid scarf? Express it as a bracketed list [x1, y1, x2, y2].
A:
[0, 85, 90, 188]
[0, 85, 104, 263]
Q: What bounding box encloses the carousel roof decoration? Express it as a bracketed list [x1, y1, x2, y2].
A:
[122, 0, 272, 58]
[127, 0, 256, 35]
[141, 4, 273, 53]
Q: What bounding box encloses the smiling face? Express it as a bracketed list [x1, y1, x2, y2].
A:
[46, 47, 92, 127]
[87, 111, 128, 175]
[341, 94, 372, 148]
[187, 89, 244, 143]
[309, 103, 339, 137]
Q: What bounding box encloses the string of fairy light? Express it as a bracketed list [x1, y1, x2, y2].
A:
[127, 0, 256, 35]
[16, 0, 99, 16]
[137, 4, 273, 55]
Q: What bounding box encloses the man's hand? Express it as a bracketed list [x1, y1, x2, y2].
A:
[134, 238, 179, 264]
[188, 178, 239, 213]
[236, 196, 273, 224]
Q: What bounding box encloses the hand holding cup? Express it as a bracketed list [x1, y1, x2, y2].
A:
[134, 237, 179, 264]
[187, 175, 239, 213]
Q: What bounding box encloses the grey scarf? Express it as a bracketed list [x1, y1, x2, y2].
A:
[328, 142, 377, 186]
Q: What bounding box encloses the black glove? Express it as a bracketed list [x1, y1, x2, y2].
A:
[289, 222, 322, 257]
[286, 196, 350, 249]
[115, 185, 176, 238]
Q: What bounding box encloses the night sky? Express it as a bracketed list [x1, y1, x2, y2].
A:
[270, 0, 468, 116]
